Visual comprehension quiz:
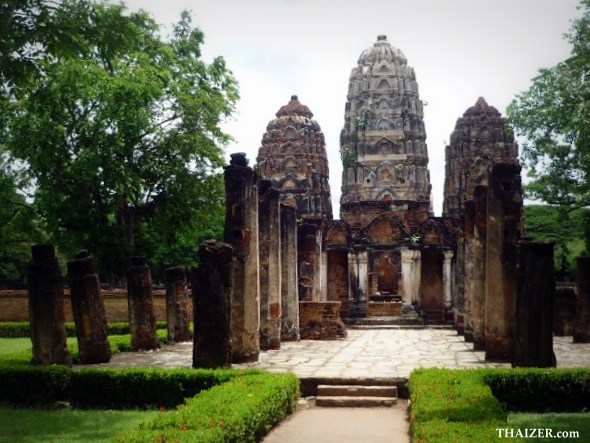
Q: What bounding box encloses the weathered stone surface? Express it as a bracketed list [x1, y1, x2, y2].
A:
[298, 219, 323, 302]
[513, 241, 556, 368]
[258, 181, 282, 350]
[442, 97, 519, 220]
[223, 153, 260, 363]
[280, 203, 299, 341]
[192, 241, 233, 368]
[484, 163, 523, 362]
[127, 256, 159, 351]
[573, 256, 590, 342]
[28, 244, 72, 366]
[164, 267, 192, 343]
[256, 95, 332, 220]
[554, 282, 576, 336]
[299, 301, 347, 340]
[340, 35, 431, 226]
[68, 250, 111, 364]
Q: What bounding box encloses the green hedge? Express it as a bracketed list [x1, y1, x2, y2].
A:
[409, 368, 590, 442]
[0, 365, 241, 409]
[409, 368, 507, 443]
[0, 321, 168, 338]
[484, 368, 590, 412]
[117, 372, 300, 443]
[71, 368, 237, 409]
[0, 365, 71, 407]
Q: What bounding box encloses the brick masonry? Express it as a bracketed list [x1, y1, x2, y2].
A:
[0, 289, 186, 323]
[299, 301, 347, 340]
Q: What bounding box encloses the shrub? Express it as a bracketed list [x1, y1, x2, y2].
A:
[409, 368, 505, 423]
[0, 321, 168, 338]
[484, 368, 590, 412]
[70, 368, 237, 409]
[117, 372, 300, 443]
[0, 365, 71, 407]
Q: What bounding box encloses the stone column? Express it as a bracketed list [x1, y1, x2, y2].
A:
[484, 163, 522, 362]
[442, 250, 454, 309]
[192, 241, 233, 368]
[224, 153, 260, 362]
[513, 241, 556, 367]
[280, 203, 299, 341]
[164, 267, 192, 343]
[347, 249, 358, 317]
[321, 250, 328, 302]
[298, 219, 323, 301]
[573, 256, 590, 342]
[258, 180, 282, 350]
[28, 244, 72, 366]
[68, 250, 111, 364]
[471, 187, 488, 350]
[127, 256, 159, 351]
[400, 248, 421, 312]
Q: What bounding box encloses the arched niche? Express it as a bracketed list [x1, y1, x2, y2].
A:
[323, 221, 351, 246]
[366, 216, 405, 245]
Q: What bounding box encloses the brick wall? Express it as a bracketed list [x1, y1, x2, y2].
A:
[0, 289, 189, 323]
[299, 301, 347, 340]
[367, 301, 402, 317]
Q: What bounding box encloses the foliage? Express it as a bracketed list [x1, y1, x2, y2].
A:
[0, 365, 71, 407]
[409, 368, 505, 424]
[0, 165, 45, 285]
[1, 1, 238, 284]
[70, 367, 237, 409]
[508, 412, 590, 442]
[524, 205, 588, 280]
[409, 367, 590, 442]
[0, 406, 159, 443]
[117, 372, 300, 443]
[484, 368, 590, 413]
[508, 0, 590, 224]
[409, 368, 507, 443]
[0, 321, 167, 338]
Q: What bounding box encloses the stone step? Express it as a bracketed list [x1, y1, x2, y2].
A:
[317, 384, 397, 398]
[316, 395, 397, 407]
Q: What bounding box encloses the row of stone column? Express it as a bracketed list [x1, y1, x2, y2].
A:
[457, 162, 556, 367]
[192, 153, 303, 368]
[28, 245, 191, 366]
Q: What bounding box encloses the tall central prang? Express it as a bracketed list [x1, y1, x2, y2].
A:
[340, 35, 431, 227]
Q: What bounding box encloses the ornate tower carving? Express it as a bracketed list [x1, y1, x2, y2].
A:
[256, 95, 332, 220]
[340, 35, 431, 227]
[442, 97, 519, 219]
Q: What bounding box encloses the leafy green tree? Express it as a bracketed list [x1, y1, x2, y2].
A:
[508, 0, 590, 248]
[0, 160, 45, 285]
[524, 205, 588, 280]
[2, 1, 238, 284]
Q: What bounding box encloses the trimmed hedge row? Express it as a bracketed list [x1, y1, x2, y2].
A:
[71, 368, 237, 409]
[409, 368, 590, 443]
[409, 368, 508, 443]
[484, 368, 590, 412]
[0, 365, 240, 409]
[0, 321, 168, 338]
[116, 372, 300, 443]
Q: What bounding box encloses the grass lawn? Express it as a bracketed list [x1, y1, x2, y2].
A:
[507, 412, 590, 441]
[0, 407, 160, 443]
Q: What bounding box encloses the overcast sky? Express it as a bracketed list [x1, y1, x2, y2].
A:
[123, 0, 580, 215]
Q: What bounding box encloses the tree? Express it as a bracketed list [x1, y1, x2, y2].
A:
[0, 160, 45, 285]
[508, 0, 590, 248]
[2, 1, 238, 284]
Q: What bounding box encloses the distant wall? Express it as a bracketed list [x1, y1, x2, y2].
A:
[0, 289, 192, 323]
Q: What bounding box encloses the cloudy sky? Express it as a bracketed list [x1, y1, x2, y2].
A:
[123, 0, 580, 215]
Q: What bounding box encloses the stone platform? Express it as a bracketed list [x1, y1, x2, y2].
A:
[80, 327, 590, 381]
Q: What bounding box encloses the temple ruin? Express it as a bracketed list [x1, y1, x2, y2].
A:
[218, 35, 557, 367]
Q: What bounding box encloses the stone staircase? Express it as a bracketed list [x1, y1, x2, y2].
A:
[316, 383, 398, 407]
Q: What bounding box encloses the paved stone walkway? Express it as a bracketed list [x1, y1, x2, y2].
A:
[81, 327, 590, 378]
